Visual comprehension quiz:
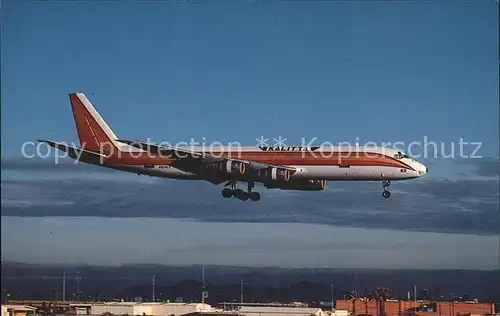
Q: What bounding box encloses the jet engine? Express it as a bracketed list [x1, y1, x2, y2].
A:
[257, 167, 292, 182]
[208, 159, 249, 176]
[264, 179, 327, 191]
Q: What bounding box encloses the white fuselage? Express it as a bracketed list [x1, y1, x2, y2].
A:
[107, 145, 428, 182]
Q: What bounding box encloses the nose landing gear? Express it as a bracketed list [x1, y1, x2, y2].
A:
[382, 180, 391, 198]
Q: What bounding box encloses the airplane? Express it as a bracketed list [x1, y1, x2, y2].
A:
[38, 93, 428, 202]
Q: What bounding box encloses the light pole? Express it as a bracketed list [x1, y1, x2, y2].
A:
[331, 284, 335, 311]
[152, 274, 156, 302]
[62, 272, 66, 301]
[201, 265, 207, 304]
[240, 278, 244, 304]
[413, 285, 417, 310]
[76, 272, 81, 300]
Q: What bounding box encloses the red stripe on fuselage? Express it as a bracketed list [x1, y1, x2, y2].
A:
[102, 151, 414, 170]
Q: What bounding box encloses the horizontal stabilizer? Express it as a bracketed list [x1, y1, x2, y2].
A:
[37, 140, 107, 163]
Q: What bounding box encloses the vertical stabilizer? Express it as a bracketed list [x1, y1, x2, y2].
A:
[69, 93, 143, 154]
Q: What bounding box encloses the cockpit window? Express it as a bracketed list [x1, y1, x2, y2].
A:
[394, 152, 410, 159]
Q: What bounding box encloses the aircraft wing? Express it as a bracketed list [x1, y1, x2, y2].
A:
[117, 139, 297, 174]
[116, 139, 208, 160]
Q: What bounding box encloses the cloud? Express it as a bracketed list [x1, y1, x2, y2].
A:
[1, 157, 498, 236]
[1, 156, 112, 173]
[454, 157, 500, 178]
[1, 180, 498, 236]
[2, 217, 498, 269]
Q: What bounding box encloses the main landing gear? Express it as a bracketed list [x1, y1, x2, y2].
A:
[221, 181, 261, 201]
[382, 180, 391, 199]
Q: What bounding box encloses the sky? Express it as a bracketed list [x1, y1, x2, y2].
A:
[1, 1, 499, 269]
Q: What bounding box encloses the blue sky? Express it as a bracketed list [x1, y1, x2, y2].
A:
[1, 1, 499, 269]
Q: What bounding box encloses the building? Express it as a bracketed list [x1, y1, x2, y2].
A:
[335, 299, 496, 316]
[183, 312, 242, 316]
[90, 302, 213, 316]
[1, 305, 38, 316]
[69, 303, 93, 315]
[326, 311, 350, 316]
[236, 306, 326, 316]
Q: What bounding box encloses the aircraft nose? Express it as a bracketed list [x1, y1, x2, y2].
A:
[418, 164, 428, 176]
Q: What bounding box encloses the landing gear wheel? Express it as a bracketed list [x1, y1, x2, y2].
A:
[234, 189, 248, 201]
[222, 188, 233, 198]
[223, 181, 261, 201]
[381, 180, 391, 199]
[249, 192, 261, 201]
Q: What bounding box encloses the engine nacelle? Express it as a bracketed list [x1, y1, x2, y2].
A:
[257, 167, 292, 182]
[209, 159, 248, 176]
[269, 167, 291, 182]
[264, 179, 327, 191]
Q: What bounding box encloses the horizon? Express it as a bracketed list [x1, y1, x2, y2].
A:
[2, 260, 500, 271]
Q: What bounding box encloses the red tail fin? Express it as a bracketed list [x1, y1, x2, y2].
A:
[69, 93, 118, 154]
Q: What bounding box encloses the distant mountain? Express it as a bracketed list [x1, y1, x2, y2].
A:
[2, 262, 499, 303]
